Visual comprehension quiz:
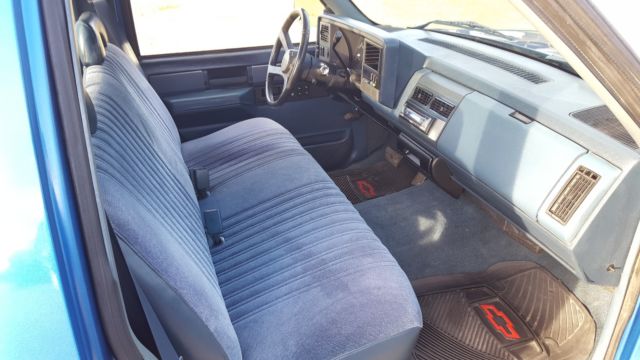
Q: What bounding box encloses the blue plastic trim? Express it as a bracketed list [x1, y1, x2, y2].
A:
[12, 1, 109, 358]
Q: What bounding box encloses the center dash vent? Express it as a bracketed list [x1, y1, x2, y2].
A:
[430, 98, 455, 118]
[548, 166, 600, 224]
[412, 87, 433, 106]
[320, 23, 329, 43]
[364, 41, 382, 71]
[421, 38, 547, 84]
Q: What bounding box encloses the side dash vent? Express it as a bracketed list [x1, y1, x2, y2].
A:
[430, 98, 455, 118]
[548, 166, 600, 224]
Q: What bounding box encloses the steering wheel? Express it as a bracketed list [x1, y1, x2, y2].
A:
[266, 9, 310, 105]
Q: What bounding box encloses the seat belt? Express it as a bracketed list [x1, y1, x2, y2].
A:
[130, 272, 182, 360]
[187, 168, 224, 247]
[189, 168, 210, 199]
[203, 209, 225, 247]
[107, 218, 182, 360]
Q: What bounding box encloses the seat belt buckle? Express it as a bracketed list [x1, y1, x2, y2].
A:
[203, 209, 224, 247]
[189, 168, 210, 199]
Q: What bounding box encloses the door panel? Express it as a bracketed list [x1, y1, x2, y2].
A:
[139, 47, 368, 170]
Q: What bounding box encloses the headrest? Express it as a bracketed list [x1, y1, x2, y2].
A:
[75, 12, 109, 66]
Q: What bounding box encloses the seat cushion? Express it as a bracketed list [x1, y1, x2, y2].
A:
[182, 117, 308, 191]
[184, 119, 423, 360]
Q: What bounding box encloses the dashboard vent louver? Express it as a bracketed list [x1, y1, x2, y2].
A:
[571, 106, 639, 149]
[364, 41, 382, 71]
[320, 24, 329, 43]
[412, 87, 433, 106]
[421, 38, 547, 84]
[430, 98, 455, 118]
[548, 166, 600, 224]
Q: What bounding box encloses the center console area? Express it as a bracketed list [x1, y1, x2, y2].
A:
[397, 72, 466, 143]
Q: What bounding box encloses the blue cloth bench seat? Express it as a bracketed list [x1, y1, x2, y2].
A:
[77, 12, 422, 360]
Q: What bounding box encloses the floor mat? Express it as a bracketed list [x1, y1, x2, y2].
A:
[330, 159, 418, 204]
[412, 262, 595, 360]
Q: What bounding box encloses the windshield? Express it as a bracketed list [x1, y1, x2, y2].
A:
[351, 0, 569, 68]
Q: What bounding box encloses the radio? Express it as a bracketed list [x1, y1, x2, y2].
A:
[401, 86, 456, 142]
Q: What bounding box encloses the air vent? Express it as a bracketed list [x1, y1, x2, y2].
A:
[421, 38, 547, 84]
[412, 87, 433, 106]
[364, 41, 382, 71]
[571, 106, 638, 149]
[430, 98, 455, 118]
[548, 166, 600, 224]
[320, 24, 329, 43]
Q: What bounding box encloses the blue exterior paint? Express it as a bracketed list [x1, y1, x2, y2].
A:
[617, 300, 640, 360]
[1, 1, 108, 359]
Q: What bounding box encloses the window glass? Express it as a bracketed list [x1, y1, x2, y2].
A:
[131, 0, 324, 56]
[351, 0, 534, 30]
[351, 0, 570, 64]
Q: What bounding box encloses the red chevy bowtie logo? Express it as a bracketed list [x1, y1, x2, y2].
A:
[479, 304, 521, 340]
[356, 180, 377, 198]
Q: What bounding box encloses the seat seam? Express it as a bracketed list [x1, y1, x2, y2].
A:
[218, 236, 377, 288]
[184, 128, 287, 165]
[214, 207, 359, 258]
[215, 227, 373, 279]
[223, 249, 392, 304]
[211, 153, 312, 190]
[186, 130, 294, 167]
[229, 263, 399, 324]
[221, 181, 336, 222]
[213, 217, 367, 267]
[222, 192, 345, 236]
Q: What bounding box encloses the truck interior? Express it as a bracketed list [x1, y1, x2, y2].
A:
[46, 0, 640, 359]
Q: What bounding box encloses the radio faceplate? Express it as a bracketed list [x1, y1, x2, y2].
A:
[401, 87, 455, 142]
[402, 102, 432, 132]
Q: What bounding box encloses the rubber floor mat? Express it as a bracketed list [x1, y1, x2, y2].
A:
[330, 160, 417, 204]
[412, 262, 595, 360]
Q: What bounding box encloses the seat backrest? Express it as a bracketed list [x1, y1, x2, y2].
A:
[76, 12, 240, 360]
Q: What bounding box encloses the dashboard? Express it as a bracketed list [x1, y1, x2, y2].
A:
[317, 17, 387, 102]
[317, 15, 640, 286]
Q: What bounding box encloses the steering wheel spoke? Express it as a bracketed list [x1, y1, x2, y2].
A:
[279, 30, 292, 51]
[267, 65, 288, 95]
[268, 64, 284, 77]
[265, 9, 309, 106]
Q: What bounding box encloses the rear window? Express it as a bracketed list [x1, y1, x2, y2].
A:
[130, 0, 324, 56]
